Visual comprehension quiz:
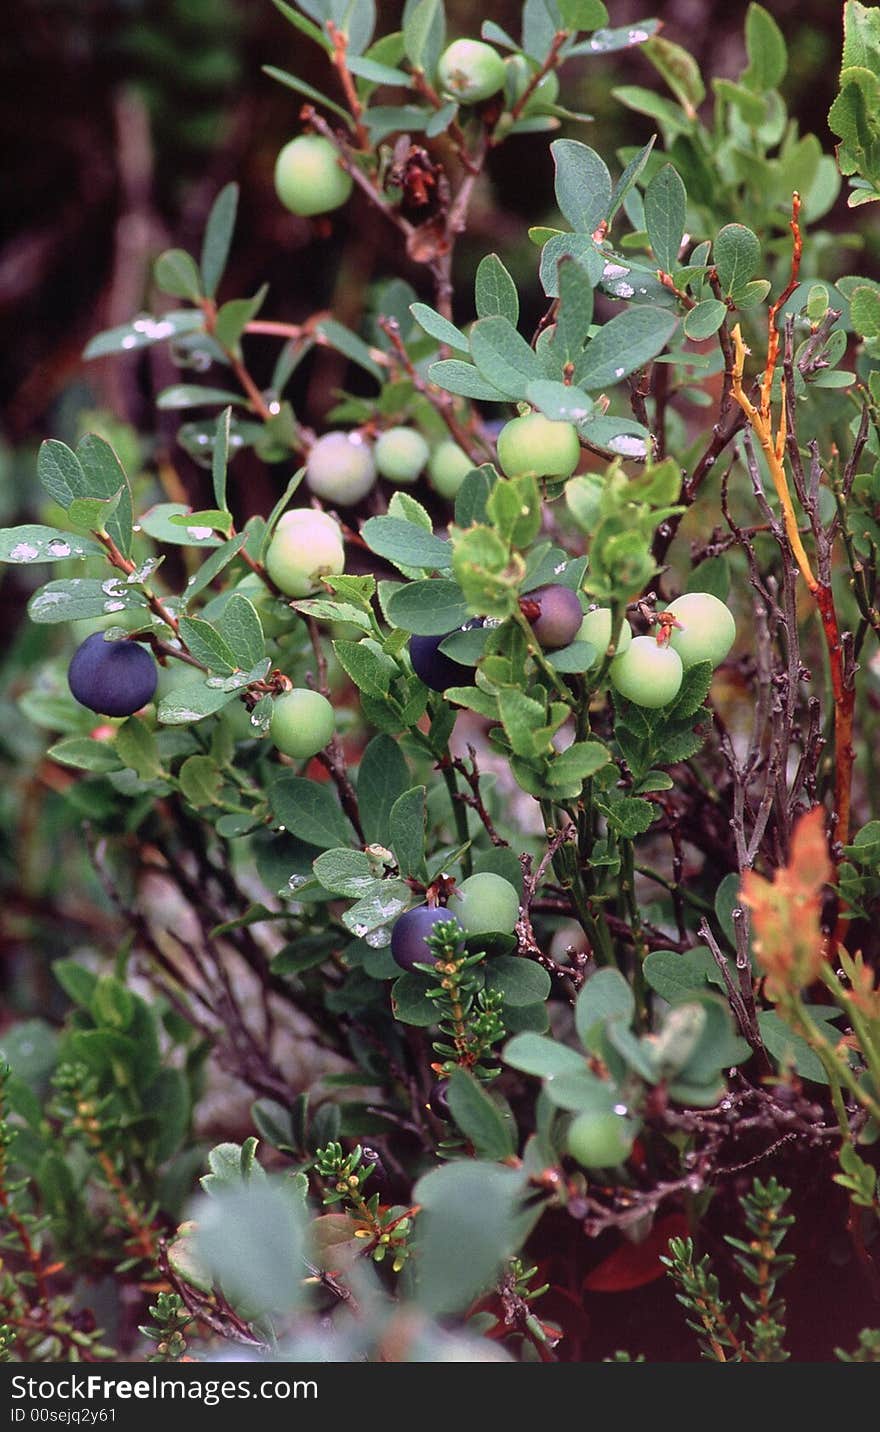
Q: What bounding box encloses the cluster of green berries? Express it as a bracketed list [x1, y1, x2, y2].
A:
[272, 42, 555, 220]
[64, 380, 734, 762]
[300, 428, 473, 506]
[390, 872, 520, 972]
[609, 593, 736, 709]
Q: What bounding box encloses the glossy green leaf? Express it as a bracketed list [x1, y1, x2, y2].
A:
[469, 316, 543, 399]
[643, 946, 722, 1003]
[154, 248, 202, 301]
[389, 786, 427, 878]
[386, 579, 469, 634]
[644, 163, 687, 273]
[270, 774, 354, 849]
[475, 254, 520, 326]
[361, 517, 452, 570]
[643, 36, 705, 113]
[357, 734, 411, 845]
[410, 302, 470, 352]
[200, 183, 239, 299]
[0, 526, 103, 564]
[47, 737, 124, 773]
[177, 617, 238, 674]
[713, 224, 761, 297]
[28, 580, 148, 625]
[575, 968, 635, 1049]
[551, 139, 613, 234]
[525, 380, 594, 423]
[577, 306, 678, 388]
[446, 1069, 516, 1160]
[742, 3, 787, 92]
[413, 1162, 528, 1315]
[83, 310, 205, 360]
[428, 360, 506, 401]
[403, 0, 445, 75]
[503, 1033, 585, 1078]
[684, 298, 727, 340]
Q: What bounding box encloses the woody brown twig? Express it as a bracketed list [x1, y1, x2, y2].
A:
[729, 195, 856, 856]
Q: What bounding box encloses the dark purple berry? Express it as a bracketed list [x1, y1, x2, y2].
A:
[409, 621, 482, 693]
[524, 584, 583, 651]
[68, 632, 158, 717]
[390, 905, 450, 972]
[427, 1079, 451, 1119]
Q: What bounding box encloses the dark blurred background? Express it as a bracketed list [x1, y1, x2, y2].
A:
[0, 0, 855, 458]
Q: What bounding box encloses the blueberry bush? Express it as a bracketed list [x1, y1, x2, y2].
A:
[2, 0, 880, 1364]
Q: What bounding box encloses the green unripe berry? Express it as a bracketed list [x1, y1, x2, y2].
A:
[578, 608, 633, 665]
[666, 592, 736, 669]
[270, 688, 335, 759]
[437, 39, 506, 104]
[567, 1110, 635, 1169]
[428, 441, 473, 499]
[274, 135, 353, 217]
[374, 427, 430, 485]
[497, 412, 580, 479]
[610, 636, 683, 709]
[305, 431, 377, 506]
[448, 872, 520, 939]
[265, 508, 345, 597]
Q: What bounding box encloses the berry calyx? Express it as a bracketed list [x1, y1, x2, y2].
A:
[68, 633, 158, 718]
[437, 39, 506, 104]
[274, 135, 353, 217]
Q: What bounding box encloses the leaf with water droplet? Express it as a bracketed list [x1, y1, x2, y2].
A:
[0, 527, 103, 565]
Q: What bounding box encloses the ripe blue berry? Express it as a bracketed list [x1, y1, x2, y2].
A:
[427, 1078, 452, 1119]
[409, 630, 477, 693]
[68, 633, 158, 717]
[390, 905, 454, 972]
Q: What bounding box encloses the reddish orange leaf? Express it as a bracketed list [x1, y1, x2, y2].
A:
[740, 806, 831, 998]
[584, 1214, 689, 1292]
